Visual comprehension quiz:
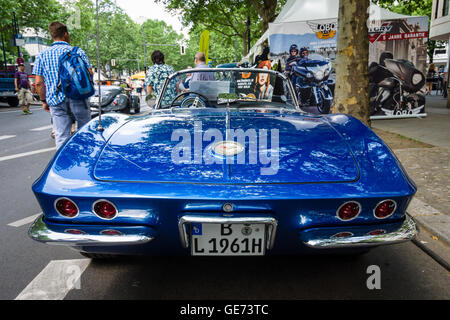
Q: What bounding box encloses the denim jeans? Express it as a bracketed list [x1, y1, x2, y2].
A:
[50, 98, 91, 149]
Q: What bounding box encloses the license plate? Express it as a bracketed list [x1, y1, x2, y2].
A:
[191, 223, 266, 256]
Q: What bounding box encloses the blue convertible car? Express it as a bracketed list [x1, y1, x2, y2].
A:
[29, 68, 417, 258]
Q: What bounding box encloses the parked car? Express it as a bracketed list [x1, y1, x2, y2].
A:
[29, 68, 417, 258]
[89, 85, 140, 117]
[0, 72, 19, 107]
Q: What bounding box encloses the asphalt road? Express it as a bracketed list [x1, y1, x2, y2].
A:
[0, 101, 449, 301]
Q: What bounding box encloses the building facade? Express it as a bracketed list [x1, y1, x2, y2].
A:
[430, 0, 450, 105]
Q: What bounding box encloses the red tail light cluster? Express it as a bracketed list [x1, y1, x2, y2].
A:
[55, 198, 79, 218]
[374, 200, 396, 219]
[54, 198, 118, 220]
[337, 199, 397, 221]
[337, 201, 361, 221]
[93, 200, 118, 220]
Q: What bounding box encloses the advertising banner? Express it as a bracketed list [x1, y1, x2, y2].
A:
[268, 15, 429, 119]
[269, 19, 337, 115]
[368, 16, 428, 119]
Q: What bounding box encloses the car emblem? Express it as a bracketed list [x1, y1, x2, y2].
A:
[212, 141, 244, 157]
[222, 203, 234, 213]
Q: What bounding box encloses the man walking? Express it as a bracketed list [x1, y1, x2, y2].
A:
[33, 21, 92, 149]
[14, 62, 33, 115]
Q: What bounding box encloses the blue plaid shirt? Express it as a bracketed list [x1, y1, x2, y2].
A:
[33, 41, 91, 106]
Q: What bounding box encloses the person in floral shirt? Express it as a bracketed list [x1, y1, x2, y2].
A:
[145, 50, 177, 106]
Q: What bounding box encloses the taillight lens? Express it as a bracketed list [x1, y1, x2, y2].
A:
[374, 200, 396, 219]
[55, 198, 78, 218]
[331, 231, 353, 239]
[93, 200, 117, 219]
[367, 229, 386, 236]
[64, 229, 86, 235]
[100, 229, 123, 236]
[337, 201, 361, 221]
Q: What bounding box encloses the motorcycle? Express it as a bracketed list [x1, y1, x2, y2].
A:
[288, 54, 334, 114]
[369, 58, 425, 116]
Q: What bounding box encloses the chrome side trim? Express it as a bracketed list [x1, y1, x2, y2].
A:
[178, 215, 278, 250]
[303, 214, 417, 249]
[28, 215, 154, 247]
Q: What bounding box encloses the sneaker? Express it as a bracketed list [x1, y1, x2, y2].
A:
[22, 111, 28, 115]
[26, 110, 32, 114]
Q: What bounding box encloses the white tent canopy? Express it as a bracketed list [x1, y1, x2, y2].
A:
[243, 0, 410, 62]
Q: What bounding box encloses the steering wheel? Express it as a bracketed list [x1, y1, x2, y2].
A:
[170, 92, 210, 109]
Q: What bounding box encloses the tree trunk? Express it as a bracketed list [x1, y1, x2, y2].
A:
[334, 0, 370, 126]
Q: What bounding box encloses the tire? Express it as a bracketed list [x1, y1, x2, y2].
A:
[6, 97, 19, 108]
[122, 105, 131, 114]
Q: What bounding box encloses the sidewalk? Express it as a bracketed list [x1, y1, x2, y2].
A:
[372, 95, 450, 257]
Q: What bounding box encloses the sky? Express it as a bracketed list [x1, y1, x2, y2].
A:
[114, 0, 190, 37]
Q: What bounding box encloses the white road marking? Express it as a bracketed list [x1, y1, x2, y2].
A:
[30, 125, 53, 131]
[15, 259, 91, 300]
[8, 213, 41, 227]
[0, 147, 56, 162]
[0, 135, 16, 141]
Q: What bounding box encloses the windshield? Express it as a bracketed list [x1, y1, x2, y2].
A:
[156, 68, 298, 109]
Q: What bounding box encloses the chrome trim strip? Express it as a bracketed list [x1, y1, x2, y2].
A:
[303, 214, 417, 249]
[178, 215, 278, 250]
[28, 215, 154, 246]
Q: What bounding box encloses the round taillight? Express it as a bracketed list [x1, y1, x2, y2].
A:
[93, 200, 117, 220]
[337, 201, 361, 221]
[55, 198, 79, 218]
[100, 229, 123, 236]
[331, 231, 354, 239]
[374, 200, 396, 219]
[367, 229, 386, 236]
[64, 229, 86, 235]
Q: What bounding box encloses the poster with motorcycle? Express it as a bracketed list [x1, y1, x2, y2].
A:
[368, 16, 428, 118]
[269, 19, 337, 115]
[268, 15, 428, 118]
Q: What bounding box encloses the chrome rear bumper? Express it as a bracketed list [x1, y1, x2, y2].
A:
[28, 215, 154, 246]
[302, 214, 417, 249]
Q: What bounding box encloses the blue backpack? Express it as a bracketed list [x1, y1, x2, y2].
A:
[58, 46, 95, 100]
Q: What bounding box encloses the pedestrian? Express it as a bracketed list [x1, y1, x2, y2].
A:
[14, 62, 33, 115]
[191, 52, 214, 81]
[426, 63, 436, 95]
[145, 50, 177, 106]
[33, 21, 93, 149]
